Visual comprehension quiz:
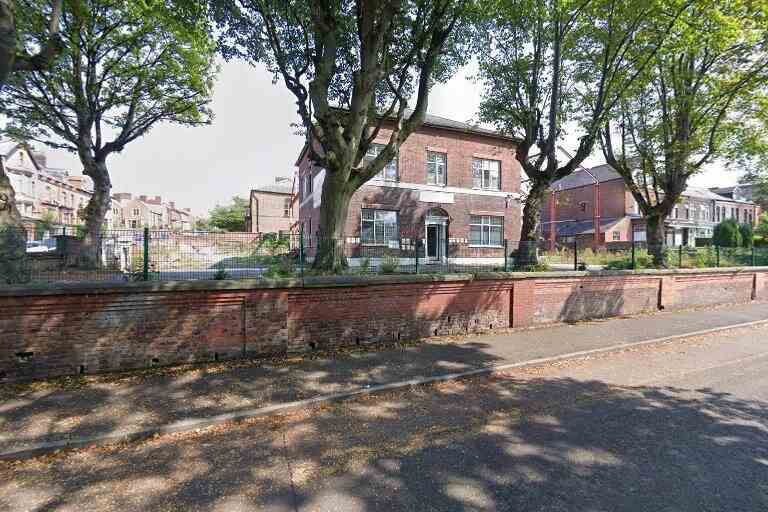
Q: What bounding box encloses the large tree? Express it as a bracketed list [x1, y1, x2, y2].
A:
[475, 0, 686, 266]
[212, 0, 469, 270]
[1, 0, 216, 267]
[600, 0, 768, 265]
[1, 0, 62, 284]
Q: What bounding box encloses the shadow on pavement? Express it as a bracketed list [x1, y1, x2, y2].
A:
[2, 372, 767, 511]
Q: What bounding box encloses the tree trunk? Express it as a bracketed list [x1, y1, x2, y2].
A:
[312, 172, 353, 272]
[0, 157, 30, 284]
[645, 213, 667, 268]
[78, 157, 111, 268]
[0, 0, 16, 91]
[516, 180, 548, 268]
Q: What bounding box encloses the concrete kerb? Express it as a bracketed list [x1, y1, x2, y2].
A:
[3, 316, 767, 462]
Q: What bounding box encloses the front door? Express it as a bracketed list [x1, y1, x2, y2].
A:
[426, 222, 445, 262]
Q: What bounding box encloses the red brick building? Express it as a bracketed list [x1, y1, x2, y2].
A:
[245, 180, 295, 234]
[541, 164, 762, 249]
[295, 114, 522, 266]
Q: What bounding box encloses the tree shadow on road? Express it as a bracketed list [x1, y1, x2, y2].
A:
[2, 372, 767, 511]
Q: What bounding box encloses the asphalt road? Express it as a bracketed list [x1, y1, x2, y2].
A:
[2, 324, 768, 511]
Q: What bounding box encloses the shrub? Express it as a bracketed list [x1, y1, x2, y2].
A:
[378, 254, 399, 274]
[739, 223, 754, 248]
[213, 262, 230, 280]
[713, 219, 742, 247]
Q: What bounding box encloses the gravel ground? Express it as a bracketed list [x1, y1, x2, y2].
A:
[2, 323, 768, 511]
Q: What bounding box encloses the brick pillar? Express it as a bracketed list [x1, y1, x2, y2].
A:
[511, 279, 536, 328]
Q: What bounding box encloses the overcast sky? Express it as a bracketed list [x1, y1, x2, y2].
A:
[36, 59, 740, 216]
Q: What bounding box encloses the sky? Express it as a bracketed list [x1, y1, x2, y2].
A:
[37, 59, 741, 216]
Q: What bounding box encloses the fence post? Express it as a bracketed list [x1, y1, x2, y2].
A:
[678, 245, 683, 268]
[299, 225, 305, 282]
[142, 227, 150, 281]
[631, 241, 636, 270]
[716, 244, 720, 267]
[504, 239, 509, 271]
[573, 239, 578, 271]
[415, 239, 420, 274]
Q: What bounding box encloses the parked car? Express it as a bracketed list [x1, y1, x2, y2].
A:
[25, 239, 57, 253]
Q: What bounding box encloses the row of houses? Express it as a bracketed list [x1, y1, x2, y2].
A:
[1, 140, 194, 238]
[246, 113, 762, 258]
[540, 164, 762, 249]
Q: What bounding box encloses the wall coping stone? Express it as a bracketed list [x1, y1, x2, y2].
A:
[1, 266, 767, 298]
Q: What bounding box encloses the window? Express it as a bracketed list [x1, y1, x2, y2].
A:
[132, 208, 140, 217]
[306, 174, 313, 197]
[579, 202, 588, 213]
[365, 144, 398, 182]
[674, 207, 679, 219]
[130, 220, 138, 228]
[283, 197, 291, 218]
[470, 215, 503, 246]
[361, 209, 398, 244]
[426, 152, 446, 186]
[612, 231, 621, 241]
[716, 207, 720, 222]
[472, 159, 501, 190]
[736, 209, 741, 222]
[685, 207, 690, 220]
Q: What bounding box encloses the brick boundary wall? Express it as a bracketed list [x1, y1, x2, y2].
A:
[2, 267, 767, 383]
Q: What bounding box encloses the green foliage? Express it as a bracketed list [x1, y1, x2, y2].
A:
[714, 219, 743, 248]
[258, 234, 289, 256]
[739, 223, 754, 248]
[212, 262, 230, 280]
[599, 0, 768, 242]
[378, 254, 399, 274]
[34, 211, 57, 239]
[1, 0, 217, 233]
[208, 196, 248, 232]
[264, 257, 295, 279]
[755, 213, 768, 238]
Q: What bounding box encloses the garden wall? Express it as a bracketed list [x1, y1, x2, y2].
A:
[1, 267, 766, 383]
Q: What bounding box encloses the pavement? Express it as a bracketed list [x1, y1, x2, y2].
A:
[2, 315, 768, 510]
[1, 302, 768, 461]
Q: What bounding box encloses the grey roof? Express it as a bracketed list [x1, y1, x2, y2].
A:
[550, 164, 622, 191]
[681, 186, 726, 201]
[252, 183, 293, 195]
[551, 164, 758, 205]
[416, 112, 515, 141]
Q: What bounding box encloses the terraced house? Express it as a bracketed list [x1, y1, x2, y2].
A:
[541, 164, 762, 248]
[295, 113, 522, 265]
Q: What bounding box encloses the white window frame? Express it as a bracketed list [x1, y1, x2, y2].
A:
[612, 231, 621, 241]
[361, 209, 399, 245]
[472, 159, 501, 191]
[469, 215, 504, 247]
[365, 144, 399, 182]
[426, 151, 447, 186]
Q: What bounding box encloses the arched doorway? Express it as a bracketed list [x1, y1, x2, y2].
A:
[424, 208, 449, 263]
